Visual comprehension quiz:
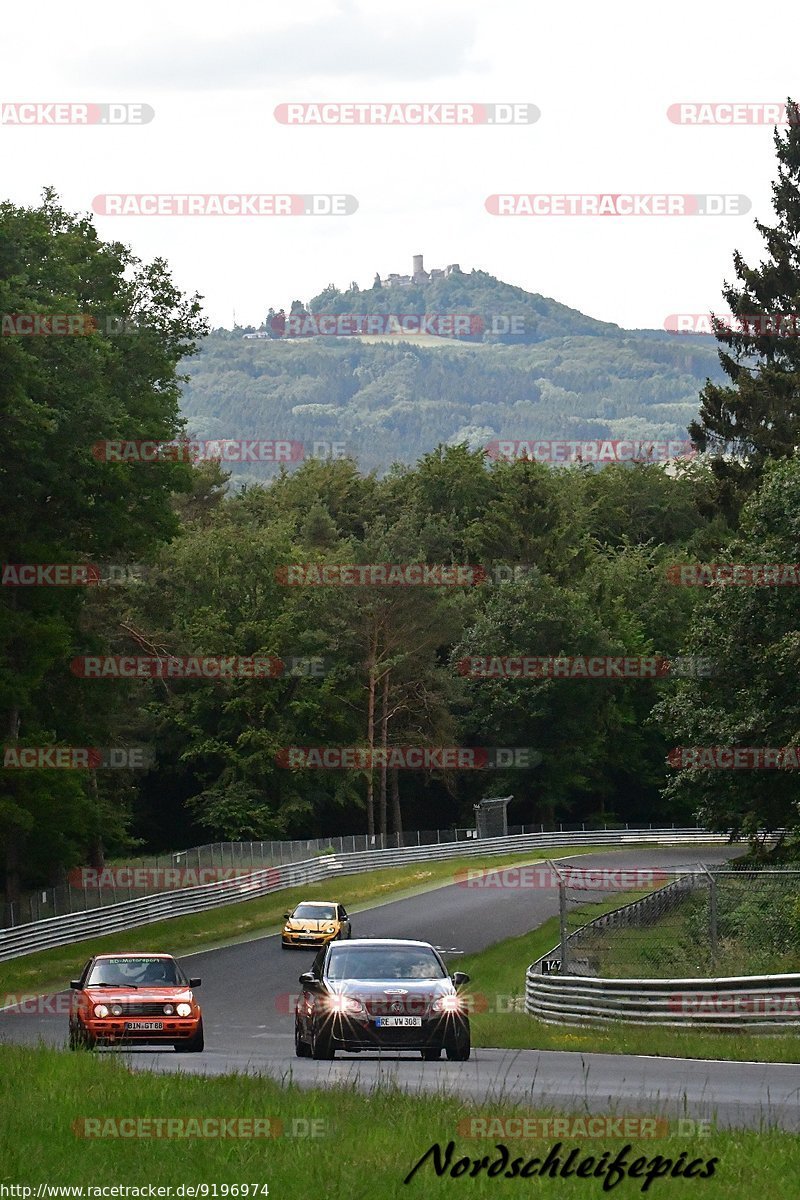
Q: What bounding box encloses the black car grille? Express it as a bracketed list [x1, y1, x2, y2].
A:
[363, 998, 433, 1017]
[111, 1002, 174, 1016]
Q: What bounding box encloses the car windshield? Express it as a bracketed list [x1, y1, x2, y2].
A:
[86, 957, 184, 987]
[326, 946, 446, 981]
[293, 903, 336, 920]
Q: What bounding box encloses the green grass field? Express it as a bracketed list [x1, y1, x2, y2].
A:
[0, 1044, 796, 1198]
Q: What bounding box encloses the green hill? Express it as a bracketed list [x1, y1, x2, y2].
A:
[178, 268, 723, 480]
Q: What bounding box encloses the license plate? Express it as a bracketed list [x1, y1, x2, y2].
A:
[124, 1021, 163, 1031]
[375, 1016, 422, 1027]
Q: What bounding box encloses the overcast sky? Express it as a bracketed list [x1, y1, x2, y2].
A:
[1, 0, 796, 330]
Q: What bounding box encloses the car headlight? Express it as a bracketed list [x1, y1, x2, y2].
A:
[110, 1004, 123, 1016]
[163, 1004, 175, 1016]
[176, 1003, 192, 1017]
[432, 995, 463, 1014]
[325, 995, 365, 1016]
[93, 1004, 109, 1018]
[325, 924, 336, 933]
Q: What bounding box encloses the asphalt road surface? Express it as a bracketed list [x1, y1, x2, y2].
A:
[5, 845, 798, 1130]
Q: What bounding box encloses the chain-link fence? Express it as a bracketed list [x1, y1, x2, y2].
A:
[3, 819, 654, 929]
[548, 864, 800, 979]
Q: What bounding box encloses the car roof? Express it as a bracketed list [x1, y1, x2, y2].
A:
[327, 939, 436, 948]
[293, 900, 339, 906]
[93, 952, 174, 960]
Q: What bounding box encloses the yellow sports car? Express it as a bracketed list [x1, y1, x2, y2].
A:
[281, 901, 351, 949]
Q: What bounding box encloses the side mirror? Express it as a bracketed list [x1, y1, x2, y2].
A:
[299, 972, 318, 987]
[189, 977, 201, 987]
[69, 980, 81, 990]
[283, 912, 291, 920]
[451, 971, 470, 988]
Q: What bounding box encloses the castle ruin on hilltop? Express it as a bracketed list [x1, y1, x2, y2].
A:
[374, 254, 462, 288]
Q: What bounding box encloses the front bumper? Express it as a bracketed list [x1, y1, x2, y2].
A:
[282, 931, 339, 948]
[79, 1017, 201, 1043]
[323, 1012, 468, 1051]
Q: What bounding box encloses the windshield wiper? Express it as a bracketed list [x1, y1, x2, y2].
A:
[90, 981, 138, 988]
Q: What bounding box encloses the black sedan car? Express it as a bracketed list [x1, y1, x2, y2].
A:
[294, 938, 470, 1061]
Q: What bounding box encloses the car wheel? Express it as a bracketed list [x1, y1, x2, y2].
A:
[310, 1019, 335, 1060]
[421, 1047, 441, 1061]
[174, 1019, 204, 1053]
[295, 1020, 312, 1058]
[445, 1025, 470, 1062]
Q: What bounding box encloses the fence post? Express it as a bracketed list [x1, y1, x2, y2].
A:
[699, 863, 718, 971]
[547, 860, 568, 975]
[558, 882, 567, 973]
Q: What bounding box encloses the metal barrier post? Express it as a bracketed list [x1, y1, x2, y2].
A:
[699, 863, 718, 971]
[547, 859, 568, 974]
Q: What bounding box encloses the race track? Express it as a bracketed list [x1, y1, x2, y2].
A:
[4, 845, 798, 1131]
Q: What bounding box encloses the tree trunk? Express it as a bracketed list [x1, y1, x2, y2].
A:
[365, 627, 377, 837]
[4, 705, 22, 913]
[87, 772, 105, 870]
[391, 767, 403, 837]
[379, 670, 389, 838]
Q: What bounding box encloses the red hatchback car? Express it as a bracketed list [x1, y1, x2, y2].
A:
[68, 952, 203, 1051]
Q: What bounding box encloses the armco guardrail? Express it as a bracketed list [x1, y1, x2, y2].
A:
[0, 827, 729, 963]
[525, 971, 800, 1029]
[5, 820, 711, 928]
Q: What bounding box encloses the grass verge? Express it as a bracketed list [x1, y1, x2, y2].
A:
[0, 1043, 796, 1198]
[459, 920, 800, 1063]
[0, 846, 602, 1001]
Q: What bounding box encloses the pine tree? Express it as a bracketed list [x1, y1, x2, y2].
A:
[690, 97, 800, 519]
